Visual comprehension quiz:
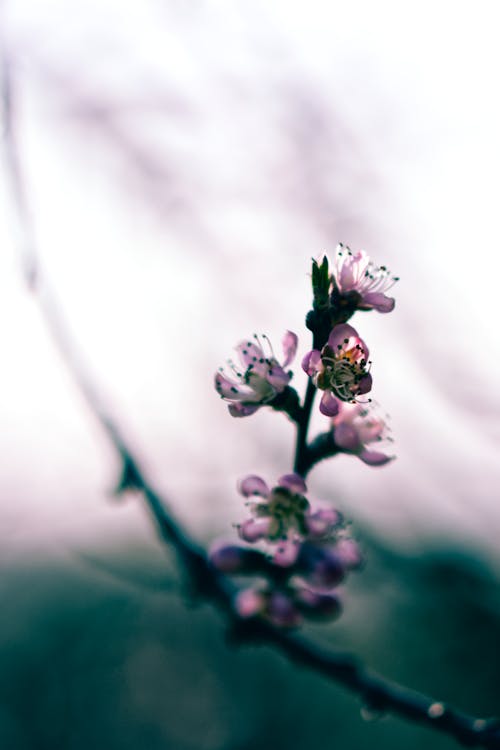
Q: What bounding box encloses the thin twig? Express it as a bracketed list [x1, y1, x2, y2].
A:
[294, 377, 317, 475]
[2, 52, 499, 749]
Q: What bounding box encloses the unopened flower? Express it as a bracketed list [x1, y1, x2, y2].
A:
[331, 401, 394, 466]
[215, 331, 298, 417]
[296, 542, 346, 588]
[294, 587, 342, 620]
[331, 244, 398, 313]
[298, 514, 362, 588]
[234, 584, 341, 627]
[235, 587, 302, 627]
[302, 323, 372, 416]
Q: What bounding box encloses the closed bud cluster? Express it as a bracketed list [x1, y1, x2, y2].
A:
[212, 248, 397, 629]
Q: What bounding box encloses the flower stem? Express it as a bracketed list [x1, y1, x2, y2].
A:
[299, 430, 340, 476]
[293, 378, 316, 476]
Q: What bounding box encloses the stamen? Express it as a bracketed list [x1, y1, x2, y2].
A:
[261, 333, 275, 359]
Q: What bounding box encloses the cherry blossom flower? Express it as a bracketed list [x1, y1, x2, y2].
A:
[235, 474, 354, 571]
[302, 323, 372, 416]
[331, 243, 398, 313]
[236, 473, 310, 565]
[215, 331, 298, 417]
[210, 472, 361, 628]
[331, 401, 394, 466]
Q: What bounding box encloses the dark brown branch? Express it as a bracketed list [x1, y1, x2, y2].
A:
[293, 377, 317, 476]
[302, 429, 340, 477]
[2, 52, 499, 749]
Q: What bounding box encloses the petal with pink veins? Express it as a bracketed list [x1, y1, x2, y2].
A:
[267, 592, 301, 627]
[328, 324, 370, 360]
[339, 257, 356, 290]
[214, 372, 245, 399]
[356, 418, 385, 443]
[319, 391, 339, 417]
[306, 508, 342, 537]
[238, 475, 270, 497]
[266, 365, 291, 389]
[301, 349, 322, 376]
[327, 323, 359, 350]
[238, 517, 273, 542]
[334, 422, 361, 451]
[277, 473, 307, 494]
[359, 449, 394, 466]
[234, 341, 265, 368]
[281, 330, 298, 368]
[336, 539, 363, 569]
[361, 292, 395, 313]
[228, 402, 261, 417]
[272, 540, 300, 567]
[357, 373, 373, 395]
[235, 588, 264, 618]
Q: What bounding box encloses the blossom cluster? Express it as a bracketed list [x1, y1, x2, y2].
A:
[211, 474, 361, 627]
[213, 246, 398, 627]
[215, 246, 397, 424]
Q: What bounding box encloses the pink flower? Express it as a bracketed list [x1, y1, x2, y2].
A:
[331, 401, 394, 466]
[218, 473, 361, 628]
[236, 474, 347, 570]
[235, 587, 302, 628]
[234, 585, 341, 627]
[215, 331, 298, 417]
[237, 473, 309, 565]
[302, 323, 372, 415]
[332, 244, 398, 313]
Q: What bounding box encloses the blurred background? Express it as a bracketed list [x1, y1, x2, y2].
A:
[1, 1, 499, 748]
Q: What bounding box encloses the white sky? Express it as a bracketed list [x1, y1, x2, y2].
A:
[1, 0, 500, 566]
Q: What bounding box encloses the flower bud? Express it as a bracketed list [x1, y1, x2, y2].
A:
[267, 591, 301, 628]
[295, 588, 342, 620]
[297, 543, 346, 588]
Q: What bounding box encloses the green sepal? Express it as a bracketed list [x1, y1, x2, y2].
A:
[311, 256, 331, 311]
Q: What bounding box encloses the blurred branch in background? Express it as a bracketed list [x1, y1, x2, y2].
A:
[2, 42, 500, 750]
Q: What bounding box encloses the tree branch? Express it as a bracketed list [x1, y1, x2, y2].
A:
[2, 52, 499, 749]
[294, 378, 317, 475]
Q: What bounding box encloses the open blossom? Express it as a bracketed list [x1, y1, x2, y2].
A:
[236, 474, 345, 566]
[331, 244, 398, 313]
[215, 331, 298, 417]
[237, 473, 310, 564]
[210, 472, 361, 627]
[331, 401, 394, 466]
[302, 323, 372, 416]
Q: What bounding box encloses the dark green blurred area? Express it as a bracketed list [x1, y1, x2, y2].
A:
[1, 534, 498, 750]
